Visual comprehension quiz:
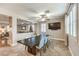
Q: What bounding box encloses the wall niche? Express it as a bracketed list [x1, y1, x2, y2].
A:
[17, 19, 33, 33]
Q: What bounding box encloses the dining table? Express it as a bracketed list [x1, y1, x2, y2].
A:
[17, 35, 41, 55]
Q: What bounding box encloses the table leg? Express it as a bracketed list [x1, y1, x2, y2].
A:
[28, 46, 36, 55]
[25, 46, 26, 50]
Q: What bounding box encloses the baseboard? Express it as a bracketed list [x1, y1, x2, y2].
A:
[50, 38, 65, 41]
[68, 46, 74, 56]
[10, 43, 17, 46]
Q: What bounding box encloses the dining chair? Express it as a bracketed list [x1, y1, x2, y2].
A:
[36, 32, 48, 56]
[31, 35, 35, 44]
[43, 36, 48, 53]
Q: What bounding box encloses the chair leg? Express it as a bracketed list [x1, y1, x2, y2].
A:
[47, 40, 51, 48]
[25, 46, 26, 51]
[40, 49, 42, 56]
[47, 41, 49, 48]
[43, 45, 46, 53]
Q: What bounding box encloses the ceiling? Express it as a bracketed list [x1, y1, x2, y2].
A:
[0, 3, 68, 22]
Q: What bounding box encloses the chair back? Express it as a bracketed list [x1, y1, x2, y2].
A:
[31, 35, 35, 44]
[44, 37, 48, 44]
[41, 32, 48, 44]
[38, 36, 45, 49]
[38, 32, 46, 49]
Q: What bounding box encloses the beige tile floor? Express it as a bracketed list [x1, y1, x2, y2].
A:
[0, 39, 71, 56]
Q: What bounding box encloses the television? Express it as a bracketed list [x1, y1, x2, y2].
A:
[48, 22, 61, 30]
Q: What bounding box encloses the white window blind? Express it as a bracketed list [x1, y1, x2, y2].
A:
[41, 23, 46, 32]
[65, 4, 77, 37]
[72, 5, 77, 37]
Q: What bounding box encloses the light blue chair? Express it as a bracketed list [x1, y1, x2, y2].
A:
[43, 36, 48, 52]
[36, 32, 48, 55]
[40, 32, 48, 45]
[44, 37, 48, 44]
[38, 35, 45, 49]
[31, 35, 35, 44]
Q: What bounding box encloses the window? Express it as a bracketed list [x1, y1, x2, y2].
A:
[41, 23, 46, 32]
[65, 4, 77, 37]
[69, 10, 73, 35]
[72, 5, 77, 37]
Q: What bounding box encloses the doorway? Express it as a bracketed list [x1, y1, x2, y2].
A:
[0, 14, 12, 47]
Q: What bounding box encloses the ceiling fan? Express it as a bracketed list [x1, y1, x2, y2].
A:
[28, 10, 51, 22]
[36, 10, 51, 22]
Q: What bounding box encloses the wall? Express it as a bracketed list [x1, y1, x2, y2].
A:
[68, 36, 79, 55]
[46, 17, 65, 41]
[12, 17, 33, 45]
[0, 8, 33, 46]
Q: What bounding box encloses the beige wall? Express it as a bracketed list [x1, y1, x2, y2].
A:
[35, 17, 65, 41]
[68, 36, 79, 55]
[46, 18, 65, 41]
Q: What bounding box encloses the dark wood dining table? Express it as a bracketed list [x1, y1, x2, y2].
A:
[17, 35, 41, 55]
